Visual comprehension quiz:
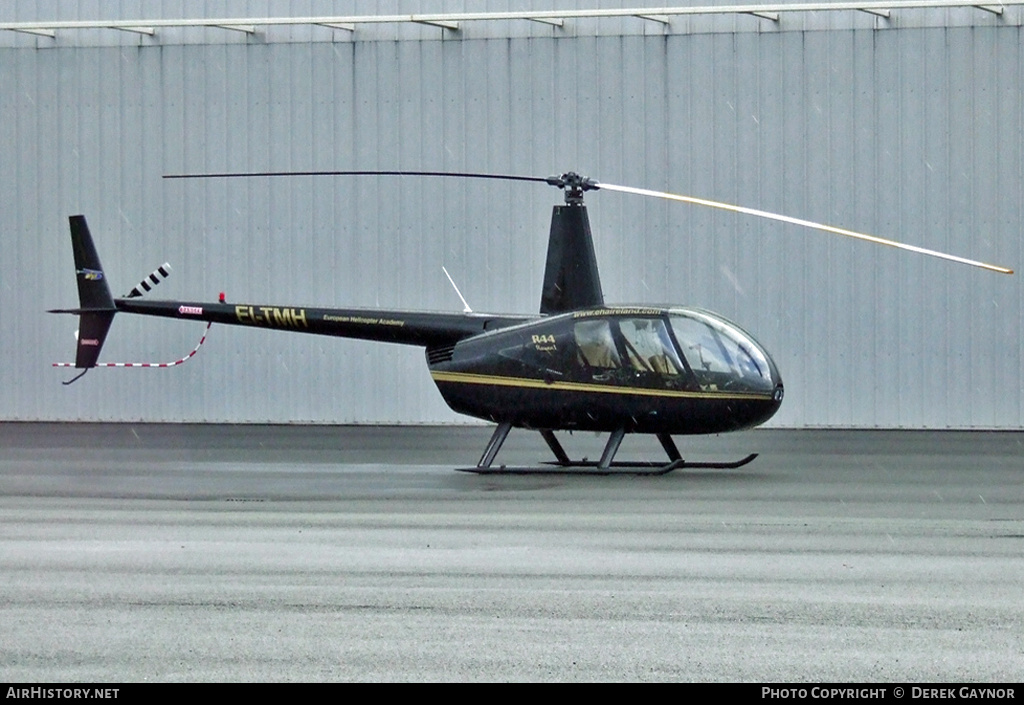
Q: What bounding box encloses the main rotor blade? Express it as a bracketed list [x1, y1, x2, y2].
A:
[597, 182, 1013, 275]
[163, 169, 550, 185]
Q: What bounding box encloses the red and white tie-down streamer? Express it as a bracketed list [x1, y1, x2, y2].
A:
[53, 322, 211, 369]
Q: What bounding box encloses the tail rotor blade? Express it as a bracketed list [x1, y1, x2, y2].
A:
[125, 263, 172, 298]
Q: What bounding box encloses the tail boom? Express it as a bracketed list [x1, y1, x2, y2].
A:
[116, 298, 532, 349]
[51, 214, 533, 382]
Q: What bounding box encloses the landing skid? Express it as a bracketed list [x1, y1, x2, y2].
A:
[457, 456, 758, 476]
[458, 424, 758, 475]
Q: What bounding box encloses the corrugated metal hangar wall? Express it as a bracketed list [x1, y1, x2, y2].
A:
[1, 2, 1022, 428]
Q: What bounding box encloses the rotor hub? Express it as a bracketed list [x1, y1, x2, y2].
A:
[545, 172, 599, 204]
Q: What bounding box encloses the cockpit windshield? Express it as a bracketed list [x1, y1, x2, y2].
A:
[669, 311, 775, 392]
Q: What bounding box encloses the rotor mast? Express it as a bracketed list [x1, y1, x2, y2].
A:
[539, 173, 605, 314]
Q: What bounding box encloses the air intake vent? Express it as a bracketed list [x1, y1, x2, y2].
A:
[427, 345, 455, 365]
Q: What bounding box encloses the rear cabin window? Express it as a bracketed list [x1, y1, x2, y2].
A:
[574, 320, 622, 369]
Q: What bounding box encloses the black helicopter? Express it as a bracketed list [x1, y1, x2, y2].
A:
[51, 171, 1012, 474]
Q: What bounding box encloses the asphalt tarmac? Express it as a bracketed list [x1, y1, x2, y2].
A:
[1, 423, 1022, 682]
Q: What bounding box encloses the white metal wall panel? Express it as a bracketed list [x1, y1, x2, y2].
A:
[1, 5, 1021, 427]
[3, 1, 1015, 49]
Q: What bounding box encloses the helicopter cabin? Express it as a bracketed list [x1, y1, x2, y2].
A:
[428, 306, 784, 435]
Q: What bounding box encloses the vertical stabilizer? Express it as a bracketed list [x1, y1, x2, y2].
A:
[70, 215, 115, 310]
[539, 204, 604, 314]
[67, 215, 116, 368]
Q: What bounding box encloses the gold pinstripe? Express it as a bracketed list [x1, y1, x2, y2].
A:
[430, 370, 773, 401]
